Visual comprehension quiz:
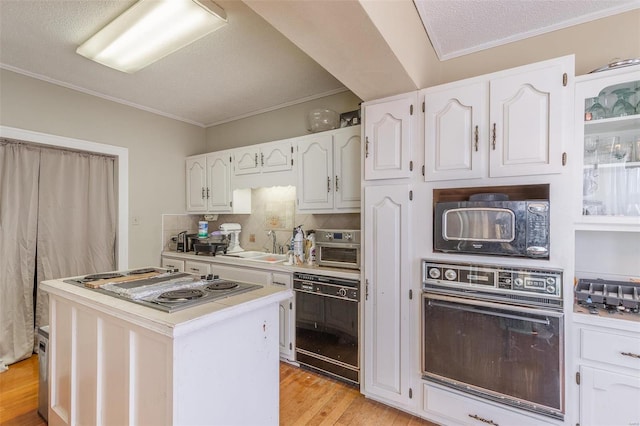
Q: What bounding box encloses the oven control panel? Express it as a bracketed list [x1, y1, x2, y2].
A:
[423, 260, 562, 299]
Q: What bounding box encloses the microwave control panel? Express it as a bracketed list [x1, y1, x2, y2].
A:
[423, 260, 562, 300]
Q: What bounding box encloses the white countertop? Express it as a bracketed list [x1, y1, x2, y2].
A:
[162, 250, 362, 280]
[41, 273, 292, 338]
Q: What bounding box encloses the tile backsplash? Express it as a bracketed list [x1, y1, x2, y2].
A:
[162, 186, 360, 252]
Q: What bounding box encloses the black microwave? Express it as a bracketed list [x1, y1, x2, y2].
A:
[434, 199, 550, 259]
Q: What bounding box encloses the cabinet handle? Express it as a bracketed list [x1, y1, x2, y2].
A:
[261, 152, 264, 167]
[365, 136, 370, 158]
[327, 176, 331, 193]
[474, 125, 479, 152]
[201, 188, 205, 199]
[335, 175, 339, 191]
[273, 281, 286, 286]
[189, 267, 199, 272]
[365, 279, 369, 301]
[491, 123, 496, 150]
[206, 187, 210, 199]
[254, 153, 258, 167]
[468, 413, 499, 426]
[621, 351, 640, 359]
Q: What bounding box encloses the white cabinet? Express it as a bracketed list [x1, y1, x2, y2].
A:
[161, 257, 185, 272]
[184, 260, 210, 276]
[233, 140, 293, 176]
[423, 384, 557, 426]
[296, 126, 361, 213]
[185, 152, 250, 214]
[272, 272, 294, 361]
[363, 93, 416, 180]
[362, 184, 413, 408]
[574, 321, 640, 426]
[574, 65, 640, 229]
[423, 55, 573, 181]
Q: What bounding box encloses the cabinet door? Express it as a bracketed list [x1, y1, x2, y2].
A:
[272, 272, 294, 360]
[261, 141, 293, 173]
[363, 94, 415, 180]
[334, 126, 361, 210]
[161, 257, 185, 272]
[184, 260, 210, 276]
[206, 152, 232, 213]
[489, 58, 570, 177]
[579, 366, 640, 426]
[424, 82, 487, 181]
[363, 184, 412, 406]
[186, 156, 207, 212]
[297, 134, 333, 210]
[233, 147, 260, 176]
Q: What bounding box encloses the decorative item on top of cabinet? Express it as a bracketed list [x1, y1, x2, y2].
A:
[363, 92, 417, 180]
[423, 55, 573, 181]
[363, 184, 414, 409]
[186, 151, 250, 214]
[296, 125, 360, 213]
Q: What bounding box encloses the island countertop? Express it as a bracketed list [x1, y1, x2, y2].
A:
[41, 273, 292, 338]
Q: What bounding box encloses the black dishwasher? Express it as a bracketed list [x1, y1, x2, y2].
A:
[293, 272, 360, 385]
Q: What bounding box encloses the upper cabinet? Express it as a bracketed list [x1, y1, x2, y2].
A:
[296, 126, 361, 213]
[574, 65, 640, 230]
[186, 151, 250, 214]
[233, 140, 294, 176]
[363, 93, 417, 180]
[423, 55, 573, 181]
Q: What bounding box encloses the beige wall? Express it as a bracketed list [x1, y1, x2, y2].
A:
[0, 69, 206, 268]
[205, 90, 362, 151]
[426, 10, 640, 87]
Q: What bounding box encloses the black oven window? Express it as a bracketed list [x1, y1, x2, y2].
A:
[423, 297, 562, 412]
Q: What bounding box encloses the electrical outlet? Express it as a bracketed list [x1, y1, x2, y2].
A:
[132, 216, 141, 226]
[249, 233, 256, 243]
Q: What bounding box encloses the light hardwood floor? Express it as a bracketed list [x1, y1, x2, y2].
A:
[0, 356, 436, 425]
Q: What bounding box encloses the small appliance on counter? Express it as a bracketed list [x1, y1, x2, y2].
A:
[315, 229, 360, 270]
[219, 223, 243, 253]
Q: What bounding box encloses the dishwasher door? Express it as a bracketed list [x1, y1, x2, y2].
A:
[38, 325, 49, 421]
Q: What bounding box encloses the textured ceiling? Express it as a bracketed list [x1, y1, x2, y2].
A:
[414, 0, 640, 60]
[1, 1, 639, 128]
[0, 0, 345, 127]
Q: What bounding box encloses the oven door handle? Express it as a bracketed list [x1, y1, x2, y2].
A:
[429, 300, 555, 325]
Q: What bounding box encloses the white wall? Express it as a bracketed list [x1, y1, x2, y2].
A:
[205, 90, 362, 151]
[0, 69, 205, 268]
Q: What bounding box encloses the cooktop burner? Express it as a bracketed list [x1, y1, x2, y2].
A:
[206, 281, 239, 291]
[64, 269, 264, 313]
[156, 288, 205, 302]
[83, 272, 125, 281]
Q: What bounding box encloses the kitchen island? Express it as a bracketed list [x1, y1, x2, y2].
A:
[40, 272, 292, 426]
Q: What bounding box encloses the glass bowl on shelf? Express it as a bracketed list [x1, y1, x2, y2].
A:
[306, 108, 339, 133]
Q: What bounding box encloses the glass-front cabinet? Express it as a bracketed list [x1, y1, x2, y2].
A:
[575, 65, 640, 230]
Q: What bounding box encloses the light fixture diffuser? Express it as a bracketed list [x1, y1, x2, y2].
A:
[77, 0, 227, 73]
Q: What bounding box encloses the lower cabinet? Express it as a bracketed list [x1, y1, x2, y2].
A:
[161, 257, 184, 272]
[272, 272, 294, 361]
[575, 320, 640, 426]
[184, 260, 210, 276]
[423, 384, 557, 426]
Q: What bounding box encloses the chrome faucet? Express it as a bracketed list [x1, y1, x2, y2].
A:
[267, 230, 277, 254]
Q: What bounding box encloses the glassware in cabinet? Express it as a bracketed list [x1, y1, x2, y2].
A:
[576, 66, 640, 229]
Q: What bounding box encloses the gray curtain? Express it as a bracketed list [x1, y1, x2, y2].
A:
[0, 140, 116, 372]
[0, 142, 40, 372]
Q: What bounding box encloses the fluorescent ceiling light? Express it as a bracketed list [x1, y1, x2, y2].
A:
[77, 0, 227, 73]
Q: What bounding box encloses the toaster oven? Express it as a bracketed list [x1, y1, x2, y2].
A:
[315, 229, 361, 270]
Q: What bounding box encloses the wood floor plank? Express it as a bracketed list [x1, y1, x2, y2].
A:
[1, 356, 437, 426]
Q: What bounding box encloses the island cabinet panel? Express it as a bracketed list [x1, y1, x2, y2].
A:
[44, 277, 287, 426]
[48, 297, 172, 426]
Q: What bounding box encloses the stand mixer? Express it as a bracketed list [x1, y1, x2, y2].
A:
[219, 223, 244, 253]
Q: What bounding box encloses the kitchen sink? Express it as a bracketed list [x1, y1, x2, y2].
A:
[221, 251, 287, 264]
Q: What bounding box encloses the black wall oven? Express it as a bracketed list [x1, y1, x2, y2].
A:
[422, 260, 564, 420]
[294, 272, 360, 385]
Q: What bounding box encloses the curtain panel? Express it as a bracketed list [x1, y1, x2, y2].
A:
[0, 140, 116, 372]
